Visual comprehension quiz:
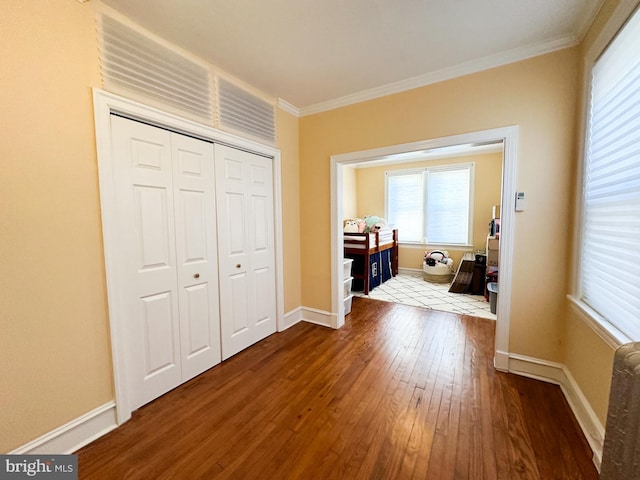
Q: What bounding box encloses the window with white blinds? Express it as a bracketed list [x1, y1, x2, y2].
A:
[387, 171, 424, 242]
[386, 164, 473, 245]
[580, 6, 640, 341]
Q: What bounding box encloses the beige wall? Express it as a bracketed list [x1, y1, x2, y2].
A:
[277, 107, 302, 312]
[300, 47, 580, 363]
[0, 1, 112, 452]
[342, 166, 358, 219]
[560, 0, 628, 425]
[352, 152, 502, 269]
[0, 0, 302, 453]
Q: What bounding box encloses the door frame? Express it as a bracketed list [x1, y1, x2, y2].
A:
[330, 126, 518, 371]
[93, 88, 285, 424]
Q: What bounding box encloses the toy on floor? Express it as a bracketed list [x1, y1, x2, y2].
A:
[423, 250, 454, 283]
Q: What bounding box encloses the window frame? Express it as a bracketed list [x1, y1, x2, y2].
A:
[384, 162, 475, 247]
[569, 0, 640, 348]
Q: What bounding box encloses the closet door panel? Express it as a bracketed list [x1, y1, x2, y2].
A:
[172, 133, 221, 380]
[254, 267, 273, 326]
[247, 155, 277, 342]
[111, 116, 182, 410]
[230, 273, 250, 335]
[225, 193, 248, 256]
[139, 292, 177, 376]
[179, 190, 207, 262]
[135, 187, 172, 269]
[215, 144, 276, 359]
[216, 161, 252, 358]
[183, 283, 213, 354]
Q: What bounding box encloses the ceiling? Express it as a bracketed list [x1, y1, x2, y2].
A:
[100, 0, 603, 113]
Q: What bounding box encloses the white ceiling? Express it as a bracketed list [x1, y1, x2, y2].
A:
[100, 0, 603, 113]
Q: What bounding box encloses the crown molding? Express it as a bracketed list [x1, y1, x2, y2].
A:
[277, 98, 300, 117]
[299, 34, 579, 117]
[576, 0, 607, 43]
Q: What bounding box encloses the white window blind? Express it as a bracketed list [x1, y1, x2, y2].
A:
[386, 164, 473, 245]
[425, 167, 471, 244]
[581, 6, 640, 341]
[387, 171, 424, 242]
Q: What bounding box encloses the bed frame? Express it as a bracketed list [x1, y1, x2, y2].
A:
[344, 229, 399, 294]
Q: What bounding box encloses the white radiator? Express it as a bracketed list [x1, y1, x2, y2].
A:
[600, 342, 640, 479]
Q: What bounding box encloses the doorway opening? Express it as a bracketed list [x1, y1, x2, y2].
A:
[330, 127, 518, 370]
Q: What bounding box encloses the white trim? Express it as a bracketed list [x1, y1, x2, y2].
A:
[300, 307, 334, 328]
[494, 350, 510, 372]
[567, 296, 627, 349]
[576, 0, 608, 43]
[93, 88, 286, 424]
[284, 306, 334, 328]
[283, 307, 303, 330]
[9, 402, 117, 455]
[398, 267, 423, 274]
[331, 127, 518, 366]
[331, 158, 346, 330]
[277, 98, 300, 117]
[300, 36, 577, 116]
[507, 354, 605, 471]
[399, 242, 474, 251]
[508, 353, 566, 384]
[353, 143, 503, 169]
[585, 0, 640, 65]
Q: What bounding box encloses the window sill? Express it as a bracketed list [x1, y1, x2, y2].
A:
[399, 242, 475, 250]
[566, 294, 630, 349]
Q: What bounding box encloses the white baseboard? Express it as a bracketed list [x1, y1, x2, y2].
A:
[300, 306, 333, 328]
[560, 366, 605, 469]
[494, 350, 510, 372]
[508, 353, 604, 471]
[282, 307, 303, 330]
[9, 401, 117, 455]
[398, 267, 422, 274]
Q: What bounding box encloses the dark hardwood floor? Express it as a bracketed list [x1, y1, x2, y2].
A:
[76, 297, 598, 479]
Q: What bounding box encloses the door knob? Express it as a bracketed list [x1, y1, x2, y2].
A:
[194, 273, 200, 279]
[236, 264, 241, 268]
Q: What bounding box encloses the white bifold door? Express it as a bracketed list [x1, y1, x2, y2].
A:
[111, 116, 221, 410]
[214, 144, 277, 360]
[109, 116, 278, 411]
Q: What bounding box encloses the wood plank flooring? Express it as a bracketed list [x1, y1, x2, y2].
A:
[76, 298, 598, 479]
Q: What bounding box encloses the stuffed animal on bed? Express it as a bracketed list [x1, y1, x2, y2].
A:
[343, 219, 359, 233]
[363, 215, 380, 233]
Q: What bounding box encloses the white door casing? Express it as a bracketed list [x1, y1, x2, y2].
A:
[110, 116, 221, 410]
[214, 144, 277, 359]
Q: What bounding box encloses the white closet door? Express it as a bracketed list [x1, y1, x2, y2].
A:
[111, 116, 221, 411]
[171, 134, 221, 381]
[214, 144, 277, 359]
[111, 116, 182, 410]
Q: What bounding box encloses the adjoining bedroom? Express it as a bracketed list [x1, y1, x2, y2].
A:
[342, 142, 503, 321]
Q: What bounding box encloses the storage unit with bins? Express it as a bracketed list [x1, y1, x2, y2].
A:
[343, 258, 354, 315]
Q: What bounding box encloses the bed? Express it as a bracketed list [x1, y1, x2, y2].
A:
[344, 229, 398, 294]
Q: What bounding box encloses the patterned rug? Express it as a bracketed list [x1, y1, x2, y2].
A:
[351, 271, 496, 320]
